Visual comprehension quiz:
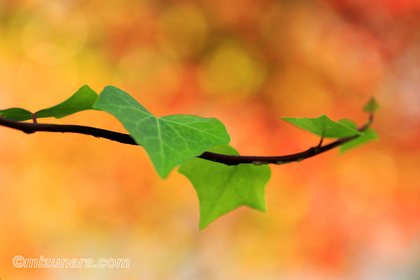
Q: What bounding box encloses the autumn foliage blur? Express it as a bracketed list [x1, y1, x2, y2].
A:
[1, 0, 420, 279]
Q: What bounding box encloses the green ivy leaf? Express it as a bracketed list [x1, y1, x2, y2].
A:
[363, 97, 380, 113]
[339, 128, 378, 153]
[282, 115, 361, 138]
[0, 108, 33, 121]
[178, 145, 271, 229]
[35, 85, 98, 119]
[93, 86, 230, 178]
[337, 119, 358, 130]
[0, 85, 98, 121]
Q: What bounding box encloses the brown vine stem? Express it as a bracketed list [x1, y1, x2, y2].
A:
[0, 113, 373, 166]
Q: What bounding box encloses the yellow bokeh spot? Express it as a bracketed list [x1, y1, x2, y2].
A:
[199, 42, 267, 97]
[19, 3, 88, 65]
[115, 48, 181, 99]
[158, 5, 208, 59]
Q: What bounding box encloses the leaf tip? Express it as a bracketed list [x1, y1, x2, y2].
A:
[363, 97, 380, 113]
[198, 221, 209, 230]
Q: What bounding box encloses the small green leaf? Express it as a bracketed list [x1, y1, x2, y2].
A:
[0, 108, 33, 121]
[93, 86, 230, 178]
[178, 145, 271, 229]
[282, 115, 361, 138]
[363, 97, 380, 113]
[339, 128, 378, 153]
[337, 119, 358, 130]
[35, 85, 98, 119]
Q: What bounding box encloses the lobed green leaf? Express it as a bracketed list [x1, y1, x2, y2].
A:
[93, 86, 230, 178]
[339, 128, 378, 153]
[282, 115, 361, 138]
[178, 145, 271, 229]
[0, 108, 33, 121]
[337, 119, 358, 130]
[35, 85, 98, 119]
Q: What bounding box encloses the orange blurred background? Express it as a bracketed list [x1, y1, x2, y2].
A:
[1, 0, 420, 279]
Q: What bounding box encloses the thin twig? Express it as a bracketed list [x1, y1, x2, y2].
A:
[0, 116, 137, 145]
[0, 113, 373, 166]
